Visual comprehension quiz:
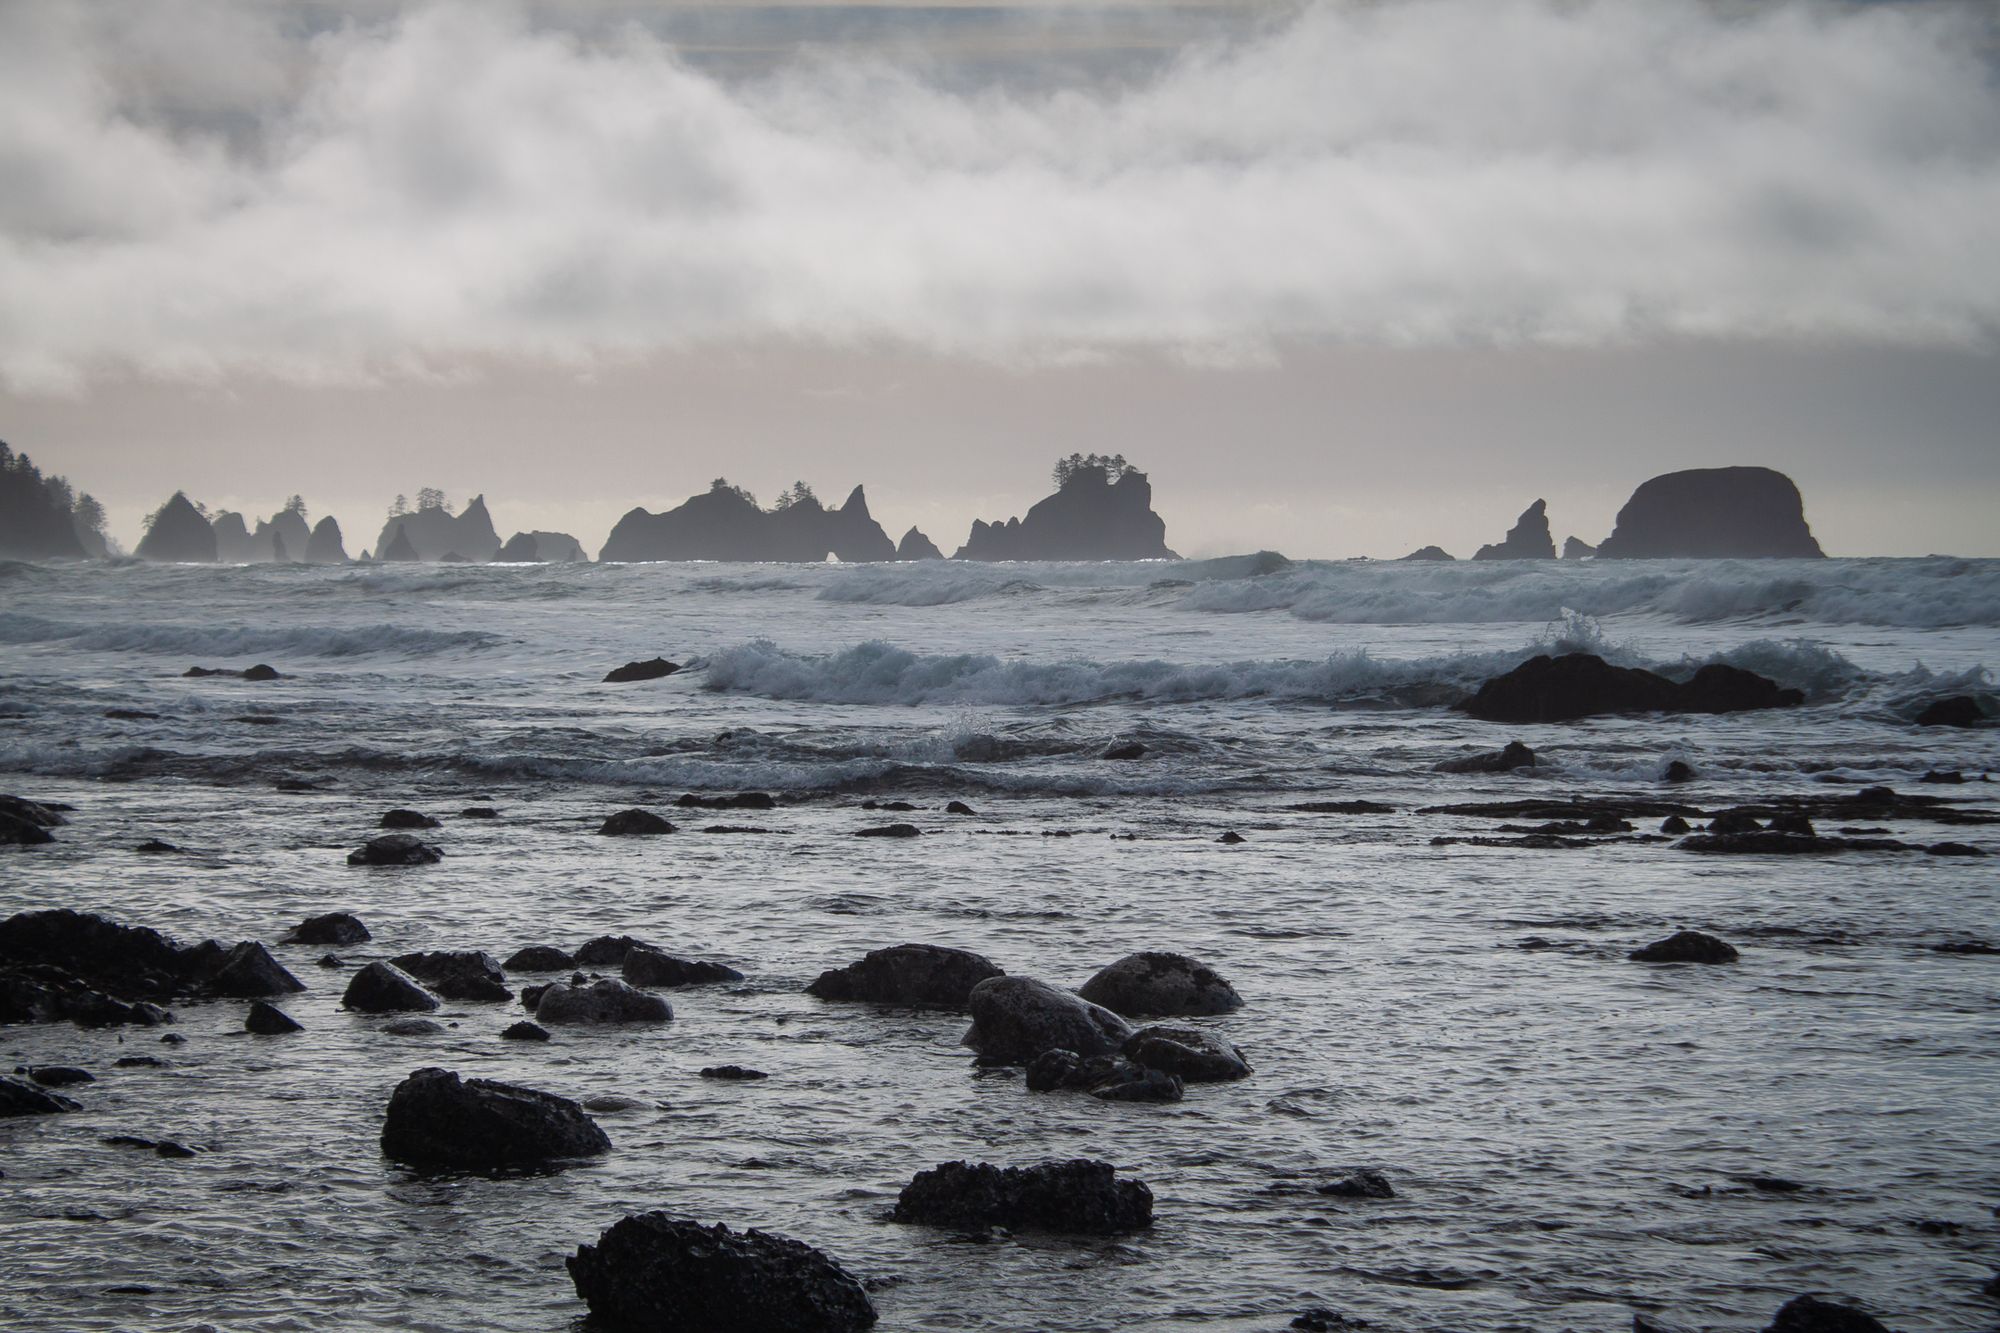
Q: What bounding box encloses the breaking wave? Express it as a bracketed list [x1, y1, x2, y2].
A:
[0, 613, 503, 659]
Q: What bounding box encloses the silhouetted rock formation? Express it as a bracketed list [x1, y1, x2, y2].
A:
[0, 443, 94, 560]
[1562, 536, 1595, 559]
[1596, 467, 1825, 559]
[897, 527, 943, 560]
[213, 505, 313, 563]
[306, 517, 348, 563]
[135, 493, 218, 562]
[212, 511, 254, 561]
[1400, 545, 1455, 561]
[1460, 653, 1804, 723]
[956, 463, 1176, 561]
[374, 495, 502, 563]
[1473, 500, 1556, 561]
[383, 1067, 610, 1169]
[599, 482, 896, 563]
[495, 531, 587, 562]
[380, 526, 419, 562]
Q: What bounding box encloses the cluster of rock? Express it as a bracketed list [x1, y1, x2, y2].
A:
[1401, 466, 1826, 561]
[0, 908, 302, 1027]
[1459, 653, 1804, 723]
[129, 490, 586, 565]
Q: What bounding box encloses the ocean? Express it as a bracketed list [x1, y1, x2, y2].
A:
[1, 553, 1995, 1331]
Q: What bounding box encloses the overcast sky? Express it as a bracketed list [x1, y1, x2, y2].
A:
[3, 0, 1996, 557]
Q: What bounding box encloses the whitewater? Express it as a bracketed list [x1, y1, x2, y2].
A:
[1, 554, 1995, 1332]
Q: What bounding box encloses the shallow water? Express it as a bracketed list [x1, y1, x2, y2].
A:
[1, 556, 1996, 1331]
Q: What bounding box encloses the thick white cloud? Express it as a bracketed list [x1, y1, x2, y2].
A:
[2, 0, 1997, 391]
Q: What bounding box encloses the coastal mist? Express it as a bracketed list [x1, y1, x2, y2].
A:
[1, 554, 1995, 1331]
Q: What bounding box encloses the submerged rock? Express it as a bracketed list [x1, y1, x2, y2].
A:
[890, 1159, 1153, 1234]
[1595, 466, 1824, 559]
[282, 912, 370, 946]
[1914, 696, 1985, 728]
[341, 961, 440, 1013]
[599, 809, 675, 836]
[1, 1074, 81, 1116]
[503, 945, 575, 972]
[677, 792, 777, 810]
[1122, 1026, 1251, 1082]
[245, 1001, 302, 1034]
[854, 823, 920, 839]
[535, 978, 672, 1025]
[347, 834, 443, 866]
[1760, 1295, 1894, 1333]
[621, 946, 743, 989]
[1316, 1168, 1396, 1199]
[963, 976, 1132, 1063]
[390, 950, 511, 1002]
[379, 809, 441, 830]
[1437, 741, 1537, 774]
[701, 1065, 768, 1081]
[1630, 931, 1739, 964]
[502, 1020, 550, 1041]
[1077, 952, 1242, 1018]
[382, 1067, 610, 1169]
[807, 944, 1005, 1010]
[604, 657, 682, 684]
[567, 1213, 876, 1333]
[18, 1065, 94, 1087]
[1461, 653, 1801, 724]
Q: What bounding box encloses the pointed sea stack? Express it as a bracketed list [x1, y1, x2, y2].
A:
[306, 516, 348, 563]
[373, 495, 503, 562]
[1472, 500, 1556, 560]
[897, 527, 943, 560]
[1596, 467, 1824, 559]
[954, 462, 1177, 561]
[135, 493, 218, 562]
[598, 481, 896, 563]
[380, 525, 420, 562]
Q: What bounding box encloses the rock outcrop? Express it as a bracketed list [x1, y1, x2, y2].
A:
[1, 1074, 82, 1116]
[1460, 654, 1803, 723]
[306, 516, 348, 563]
[135, 493, 218, 562]
[1399, 545, 1455, 561]
[1076, 952, 1242, 1018]
[568, 1214, 877, 1333]
[1472, 499, 1556, 561]
[620, 946, 742, 988]
[390, 950, 511, 1001]
[1561, 536, 1596, 560]
[1761, 1294, 1894, 1333]
[342, 961, 440, 1012]
[890, 1159, 1153, 1234]
[495, 530, 587, 562]
[374, 496, 503, 563]
[604, 658, 680, 683]
[962, 976, 1132, 1063]
[534, 978, 672, 1024]
[0, 909, 301, 1004]
[954, 463, 1177, 561]
[897, 527, 943, 560]
[807, 944, 1004, 1010]
[599, 483, 896, 563]
[1596, 467, 1825, 559]
[1122, 1025, 1252, 1081]
[1630, 930, 1739, 964]
[382, 1067, 611, 1169]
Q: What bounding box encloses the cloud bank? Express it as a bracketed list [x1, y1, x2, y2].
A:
[2, 0, 1998, 390]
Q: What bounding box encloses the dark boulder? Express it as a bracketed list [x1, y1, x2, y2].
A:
[1, 1074, 81, 1116]
[391, 950, 511, 1002]
[1661, 815, 1692, 834]
[574, 935, 657, 966]
[1914, 696, 1985, 728]
[1472, 499, 1556, 561]
[963, 976, 1131, 1063]
[1123, 1026, 1251, 1082]
[135, 840, 181, 854]
[1102, 741, 1147, 760]
[854, 823, 919, 838]
[1927, 841, 1985, 857]
[1708, 809, 1763, 835]
[1316, 1168, 1395, 1199]
[18, 1065, 94, 1087]
[622, 946, 743, 988]
[341, 961, 440, 1012]
[1596, 466, 1825, 559]
[1461, 653, 1800, 723]
[282, 912, 369, 946]
[1761, 1295, 1893, 1333]
[382, 1067, 610, 1169]
[204, 941, 306, 997]
[1217, 830, 1246, 844]
[0, 805, 55, 844]
[245, 1001, 302, 1034]
[534, 978, 673, 1025]
[808, 944, 1004, 1010]
[567, 1213, 876, 1333]
[1663, 760, 1696, 783]
[599, 809, 674, 836]
[461, 806, 499, 818]
[1630, 930, 1739, 964]
[701, 1065, 768, 1081]
[502, 1020, 549, 1041]
[605, 658, 682, 684]
[1768, 812, 1815, 836]
[1086, 1065, 1185, 1102]
[677, 791, 777, 810]
[503, 944, 575, 971]
[1077, 951, 1242, 1018]
[890, 1159, 1153, 1233]
[1292, 1307, 1370, 1331]
[347, 834, 442, 866]
[1437, 741, 1537, 774]
[379, 809, 441, 830]
[945, 800, 976, 815]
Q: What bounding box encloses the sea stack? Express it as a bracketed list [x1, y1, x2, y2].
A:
[306, 516, 348, 563]
[1596, 467, 1825, 559]
[374, 495, 503, 562]
[135, 493, 219, 562]
[598, 480, 896, 563]
[1472, 500, 1556, 560]
[897, 527, 944, 560]
[954, 459, 1177, 561]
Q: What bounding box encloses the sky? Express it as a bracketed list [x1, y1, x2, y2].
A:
[2, 0, 1996, 558]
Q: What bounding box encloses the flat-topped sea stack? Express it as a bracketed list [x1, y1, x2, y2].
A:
[600, 481, 895, 563]
[955, 459, 1177, 561]
[1473, 499, 1556, 561]
[135, 493, 219, 562]
[374, 495, 503, 563]
[1596, 467, 1824, 559]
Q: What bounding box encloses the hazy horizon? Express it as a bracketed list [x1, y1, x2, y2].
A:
[4, 0, 1998, 558]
